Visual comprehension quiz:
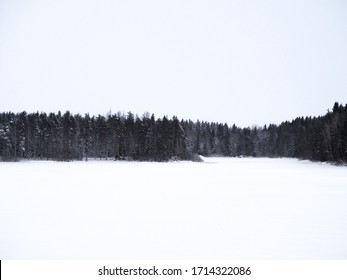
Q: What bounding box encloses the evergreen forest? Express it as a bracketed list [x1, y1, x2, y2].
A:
[1, 102, 347, 163]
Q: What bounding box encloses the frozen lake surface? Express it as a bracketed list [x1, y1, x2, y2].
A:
[1, 157, 347, 259]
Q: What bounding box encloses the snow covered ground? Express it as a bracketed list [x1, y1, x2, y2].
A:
[0, 157, 346, 259]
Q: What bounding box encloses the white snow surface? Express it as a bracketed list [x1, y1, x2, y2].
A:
[0, 157, 346, 259]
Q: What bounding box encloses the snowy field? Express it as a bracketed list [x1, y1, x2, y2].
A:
[1, 157, 347, 259]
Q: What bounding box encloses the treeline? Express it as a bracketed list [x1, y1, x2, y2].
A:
[1, 102, 347, 163]
[0, 111, 190, 161]
[183, 102, 347, 163]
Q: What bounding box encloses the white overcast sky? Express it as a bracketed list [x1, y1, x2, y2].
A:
[0, 0, 346, 127]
